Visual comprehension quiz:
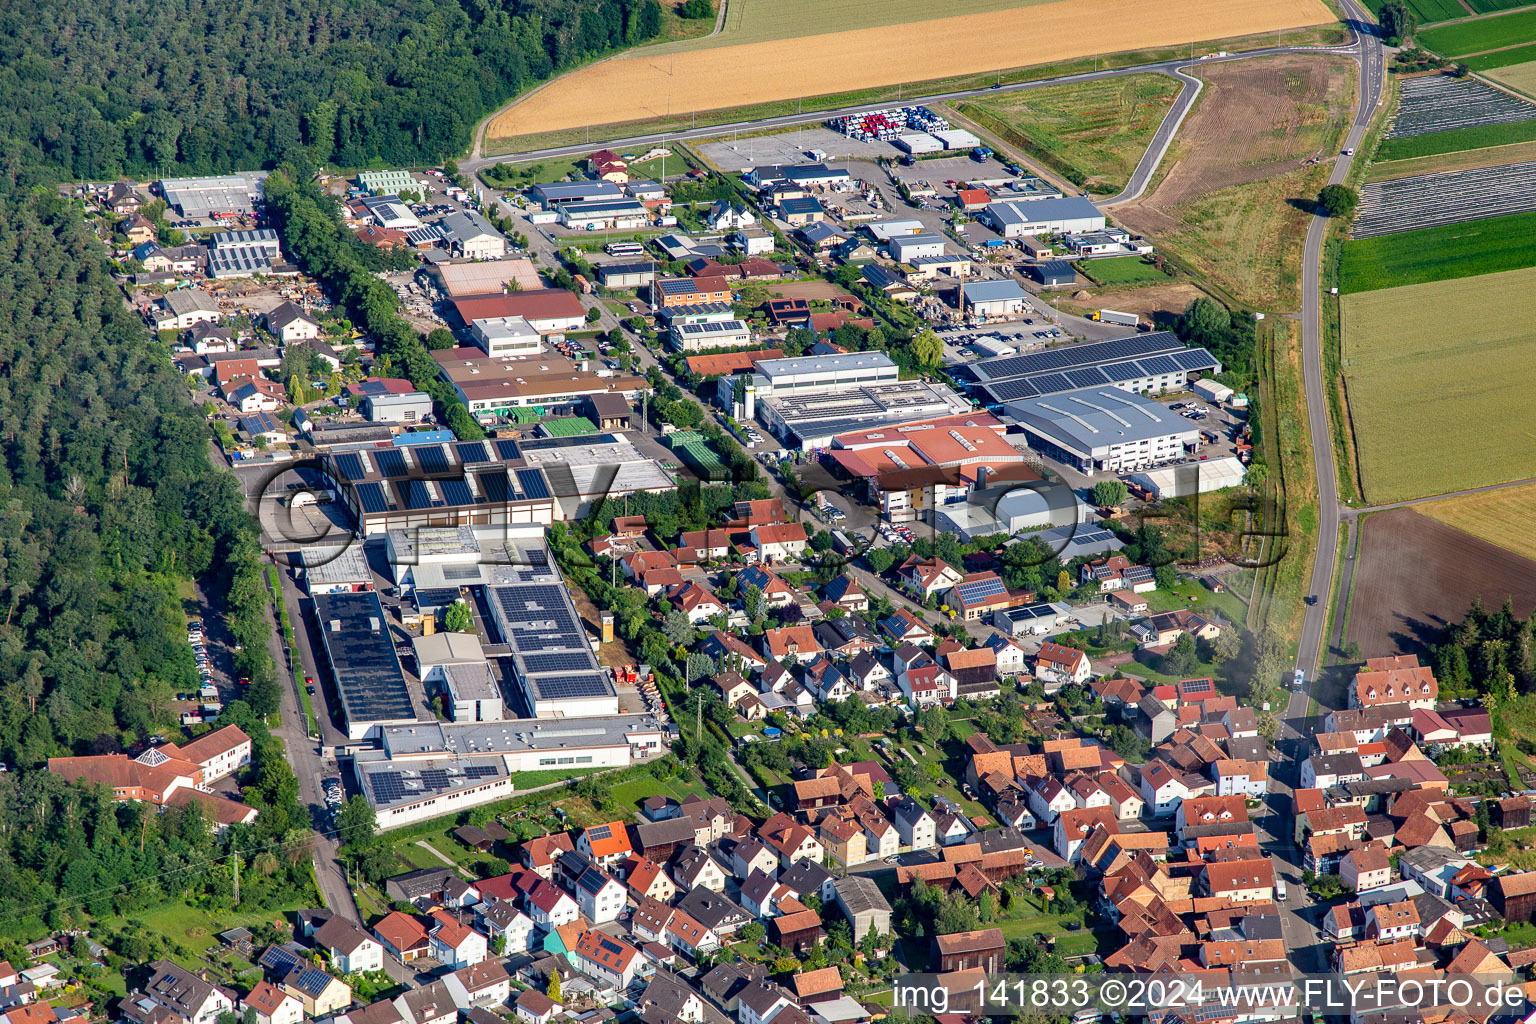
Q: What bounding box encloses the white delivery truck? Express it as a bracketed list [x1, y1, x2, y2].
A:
[1092, 309, 1140, 327]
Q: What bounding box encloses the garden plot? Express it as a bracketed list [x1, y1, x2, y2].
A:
[1351, 159, 1536, 236]
[1385, 74, 1536, 137]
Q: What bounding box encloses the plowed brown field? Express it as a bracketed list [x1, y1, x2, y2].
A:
[486, 0, 1334, 141]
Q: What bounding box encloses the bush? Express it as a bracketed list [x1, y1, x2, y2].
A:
[677, 0, 713, 17]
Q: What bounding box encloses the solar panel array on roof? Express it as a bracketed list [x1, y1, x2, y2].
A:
[969, 332, 1222, 405]
[374, 448, 408, 478]
[414, 587, 461, 610]
[1066, 367, 1104, 389]
[441, 479, 474, 507]
[1180, 677, 1213, 694]
[479, 470, 510, 504]
[495, 439, 521, 460]
[1139, 354, 1182, 376]
[334, 452, 367, 481]
[516, 469, 551, 501]
[1074, 529, 1115, 545]
[973, 333, 1183, 381]
[536, 673, 614, 700]
[587, 824, 613, 842]
[415, 445, 450, 475]
[1123, 565, 1155, 584]
[356, 482, 390, 514]
[405, 480, 438, 510]
[314, 590, 414, 727]
[456, 441, 492, 464]
[955, 576, 1008, 605]
[523, 652, 597, 674]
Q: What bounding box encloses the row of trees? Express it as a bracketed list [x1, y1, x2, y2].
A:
[0, 0, 667, 185]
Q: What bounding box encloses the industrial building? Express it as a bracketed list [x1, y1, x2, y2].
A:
[440, 211, 506, 260]
[752, 352, 901, 397]
[530, 181, 625, 208]
[451, 291, 587, 335]
[358, 196, 421, 230]
[1130, 456, 1248, 498]
[932, 483, 1094, 540]
[1004, 386, 1201, 473]
[159, 173, 264, 219]
[960, 332, 1222, 406]
[758, 379, 972, 449]
[960, 279, 1030, 317]
[352, 713, 670, 829]
[979, 197, 1106, 237]
[994, 602, 1072, 636]
[513, 433, 677, 518]
[670, 319, 753, 353]
[888, 232, 946, 263]
[557, 200, 649, 231]
[596, 262, 657, 289]
[357, 169, 420, 194]
[470, 316, 543, 358]
[1028, 261, 1077, 287]
[313, 590, 418, 740]
[324, 439, 559, 536]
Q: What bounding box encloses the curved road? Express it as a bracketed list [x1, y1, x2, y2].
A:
[465, 40, 1364, 176]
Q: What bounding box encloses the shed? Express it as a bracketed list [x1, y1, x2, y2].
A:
[1028, 261, 1076, 287]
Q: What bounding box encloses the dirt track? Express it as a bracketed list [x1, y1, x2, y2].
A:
[1115, 54, 1352, 234]
[486, 0, 1334, 141]
[1347, 508, 1536, 658]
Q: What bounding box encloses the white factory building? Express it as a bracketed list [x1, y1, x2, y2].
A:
[558, 200, 650, 231]
[979, 197, 1107, 237]
[1004, 386, 1201, 473]
[670, 319, 753, 353]
[961, 279, 1030, 317]
[471, 316, 544, 358]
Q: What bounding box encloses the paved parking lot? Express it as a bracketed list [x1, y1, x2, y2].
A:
[698, 127, 900, 171]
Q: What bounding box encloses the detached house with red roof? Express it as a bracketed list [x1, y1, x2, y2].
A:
[1352, 655, 1438, 710]
[1034, 641, 1091, 690]
[577, 821, 634, 868]
[571, 930, 642, 989]
[749, 522, 809, 563]
[667, 581, 725, 624]
[1080, 554, 1157, 593]
[760, 626, 823, 665]
[898, 557, 964, 600]
[428, 910, 486, 969]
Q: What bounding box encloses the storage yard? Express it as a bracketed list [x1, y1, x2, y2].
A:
[1340, 267, 1536, 502]
[1350, 158, 1536, 236]
[482, 0, 1334, 142]
[1384, 74, 1536, 138]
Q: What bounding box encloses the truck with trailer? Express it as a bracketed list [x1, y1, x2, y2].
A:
[1091, 309, 1140, 327]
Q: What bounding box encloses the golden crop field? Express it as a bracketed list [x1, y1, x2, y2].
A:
[1487, 59, 1536, 100]
[1340, 267, 1536, 504]
[1422, 483, 1536, 562]
[486, 0, 1334, 141]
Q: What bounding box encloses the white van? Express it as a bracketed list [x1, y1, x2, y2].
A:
[1275, 878, 1287, 901]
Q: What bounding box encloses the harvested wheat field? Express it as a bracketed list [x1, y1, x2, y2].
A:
[1421, 482, 1536, 563]
[487, 0, 1333, 140]
[1114, 54, 1354, 308]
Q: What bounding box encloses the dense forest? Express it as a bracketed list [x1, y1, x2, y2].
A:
[0, 0, 665, 185]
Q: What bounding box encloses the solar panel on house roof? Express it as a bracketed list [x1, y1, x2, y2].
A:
[356, 482, 390, 514]
[374, 449, 408, 478]
[1181, 678, 1213, 693]
[516, 469, 551, 500]
[587, 824, 613, 842]
[455, 441, 491, 464]
[495, 439, 521, 460]
[1123, 565, 1155, 583]
[415, 444, 450, 475]
[334, 452, 367, 481]
[440, 479, 475, 507]
[955, 576, 1008, 604]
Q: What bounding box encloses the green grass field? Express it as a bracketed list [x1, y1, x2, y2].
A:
[1340, 209, 1536, 291]
[1375, 117, 1536, 159]
[1080, 256, 1170, 285]
[1466, 0, 1536, 13]
[954, 74, 1183, 194]
[1466, 41, 1536, 68]
[1420, 6, 1536, 54]
[1340, 267, 1536, 501]
[1408, 0, 1474, 22]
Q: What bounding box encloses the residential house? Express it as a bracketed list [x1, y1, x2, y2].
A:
[934, 929, 1005, 974]
[241, 984, 303, 1024]
[374, 912, 431, 962]
[314, 917, 385, 975]
[571, 931, 642, 990]
[1034, 642, 1091, 690]
[134, 961, 234, 1024]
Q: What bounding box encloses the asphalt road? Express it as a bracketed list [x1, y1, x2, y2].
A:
[1295, 0, 1385, 681]
[464, 43, 1365, 175]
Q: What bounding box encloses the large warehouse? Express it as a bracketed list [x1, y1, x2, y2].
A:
[351, 713, 670, 829]
[313, 590, 418, 740]
[961, 279, 1030, 317]
[752, 352, 901, 397]
[960, 332, 1222, 406]
[979, 197, 1106, 237]
[759, 379, 972, 449]
[1004, 386, 1201, 473]
[159, 173, 264, 219]
[1130, 456, 1248, 498]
